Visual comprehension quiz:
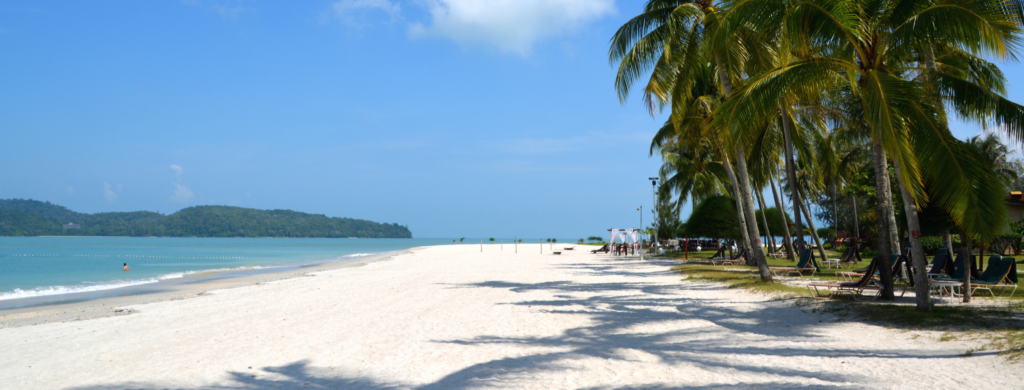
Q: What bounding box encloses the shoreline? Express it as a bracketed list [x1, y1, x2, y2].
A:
[0, 248, 416, 328]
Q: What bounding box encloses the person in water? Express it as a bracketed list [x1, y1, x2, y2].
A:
[123, 263, 130, 271]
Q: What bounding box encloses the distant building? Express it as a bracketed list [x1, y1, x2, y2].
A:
[62, 222, 81, 229]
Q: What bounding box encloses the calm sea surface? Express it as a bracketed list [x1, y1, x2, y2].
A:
[0, 237, 463, 301]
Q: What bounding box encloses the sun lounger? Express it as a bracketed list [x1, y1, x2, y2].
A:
[934, 254, 982, 282]
[553, 251, 561, 255]
[590, 244, 609, 254]
[926, 248, 951, 278]
[769, 249, 819, 276]
[808, 256, 883, 300]
[971, 257, 1018, 297]
[706, 246, 727, 260]
[563, 247, 574, 250]
[710, 248, 746, 266]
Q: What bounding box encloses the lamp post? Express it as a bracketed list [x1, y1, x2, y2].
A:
[638, 206, 643, 261]
[649, 177, 659, 249]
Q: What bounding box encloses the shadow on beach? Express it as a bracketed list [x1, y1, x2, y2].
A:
[68, 256, 1006, 389]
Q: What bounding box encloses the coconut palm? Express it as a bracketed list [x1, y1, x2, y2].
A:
[715, 0, 1024, 306]
[611, 0, 775, 281]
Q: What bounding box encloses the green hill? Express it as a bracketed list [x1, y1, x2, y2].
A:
[0, 199, 412, 238]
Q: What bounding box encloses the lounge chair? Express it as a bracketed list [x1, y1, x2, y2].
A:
[769, 249, 819, 276]
[710, 248, 746, 266]
[838, 245, 864, 269]
[706, 246, 727, 260]
[563, 247, 574, 251]
[590, 244, 609, 254]
[808, 256, 883, 300]
[934, 254, 982, 282]
[971, 257, 1018, 297]
[926, 248, 951, 278]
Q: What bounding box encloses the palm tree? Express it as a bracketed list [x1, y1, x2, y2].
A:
[716, 0, 1024, 306]
[611, 0, 775, 281]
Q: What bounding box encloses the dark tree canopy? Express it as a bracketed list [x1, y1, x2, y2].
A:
[754, 207, 792, 237]
[684, 195, 741, 239]
[0, 199, 412, 238]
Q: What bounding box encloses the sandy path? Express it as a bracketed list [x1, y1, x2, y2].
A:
[2, 244, 1019, 389]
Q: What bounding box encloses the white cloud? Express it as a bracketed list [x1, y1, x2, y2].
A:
[103, 182, 119, 202]
[171, 183, 195, 202]
[332, 0, 402, 25]
[409, 0, 616, 55]
[170, 164, 184, 180]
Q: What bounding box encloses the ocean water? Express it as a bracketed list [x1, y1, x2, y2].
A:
[0, 237, 461, 302]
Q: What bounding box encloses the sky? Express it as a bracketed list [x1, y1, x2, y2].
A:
[0, 0, 1019, 239]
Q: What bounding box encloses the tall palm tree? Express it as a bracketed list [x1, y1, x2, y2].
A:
[715, 0, 1024, 307]
[610, 0, 774, 281]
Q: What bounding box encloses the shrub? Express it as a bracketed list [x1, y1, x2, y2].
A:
[920, 236, 944, 255]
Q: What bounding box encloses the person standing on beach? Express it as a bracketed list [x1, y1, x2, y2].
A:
[123, 263, 130, 271]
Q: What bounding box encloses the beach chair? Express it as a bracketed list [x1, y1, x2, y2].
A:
[808, 256, 883, 300]
[710, 248, 746, 266]
[935, 254, 982, 282]
[706, 246, 727, 260]
[926, 248, 951, 278]
[971, 257, 1018, 297]
[769, 249, 819, 276]
[590, 244, 609, 254]
[563, 247, 574, 251]
[838, 245, 863, 269]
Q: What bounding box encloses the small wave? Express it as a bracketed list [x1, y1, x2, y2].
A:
[0, 278, 160, 301]
[343, 253, 373, 258]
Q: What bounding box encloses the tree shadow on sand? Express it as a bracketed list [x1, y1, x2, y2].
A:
[69, 257, 1006, 389]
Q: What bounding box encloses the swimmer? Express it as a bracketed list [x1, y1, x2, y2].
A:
[123, 263, 130, 271]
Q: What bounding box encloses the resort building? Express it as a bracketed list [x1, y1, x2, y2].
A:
[62, 222, 80, 229]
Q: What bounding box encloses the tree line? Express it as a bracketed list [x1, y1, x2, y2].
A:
[0, 199, 412, 238]
[612, 0, 1024, 309]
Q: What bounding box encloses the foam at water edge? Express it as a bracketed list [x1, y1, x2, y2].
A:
[0, 265, 276, 301]
[0, 278, 160, 301]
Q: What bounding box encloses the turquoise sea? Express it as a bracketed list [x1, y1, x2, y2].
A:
[0, 237, 579, 307]
[0, 237, 462, 303]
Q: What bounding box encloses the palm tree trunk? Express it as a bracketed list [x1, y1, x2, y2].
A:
[960, 231, 973, 303]
[734, 144, 773, 281]
[780, 107, 804, 254]
[832, 181, 839, 242]
[770, 169, 797, 261]
[722, 153, 754, 261]
[852, 195, 860, 239]
[871, 140, 896, 300]
[796, 186, 829, 262]
[755, 187, 776, 253]
[892, 159, 932, 311]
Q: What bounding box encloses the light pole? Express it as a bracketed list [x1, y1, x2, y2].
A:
[649, 177, 659, 249]
[638, 206, 643, 261]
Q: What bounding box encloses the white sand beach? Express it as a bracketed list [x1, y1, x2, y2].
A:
[2, 244, 1021, 389]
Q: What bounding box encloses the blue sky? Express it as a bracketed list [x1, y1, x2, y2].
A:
[0, 1, 1017, 239]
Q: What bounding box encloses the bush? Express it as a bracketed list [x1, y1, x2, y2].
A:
[920, 236, 944, 255]
[817, 228, 835, 239]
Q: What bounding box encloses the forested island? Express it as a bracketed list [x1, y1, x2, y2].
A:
[0, 199, 412, 238]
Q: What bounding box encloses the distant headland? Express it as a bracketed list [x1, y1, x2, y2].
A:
[0, 199, 412, 238]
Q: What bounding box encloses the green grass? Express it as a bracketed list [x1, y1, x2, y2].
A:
[665, 250, 1024, 360]
[670, 262, 809, 298]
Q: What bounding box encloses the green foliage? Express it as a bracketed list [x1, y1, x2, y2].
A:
[489, 237, 495, 242]
[817, 228, 835, 239]
[587, 236, 602, 242]
[754, 207, 792, 238]
[460, 237, 465, 243]
[920, 236, 945, 255]
[0, 199, 412, 238]
[685, 195, 741, 239]
[1011, 216, 1024, 237]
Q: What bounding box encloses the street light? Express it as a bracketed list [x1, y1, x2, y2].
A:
[649, 177, 659, 248]
[637, 206, 643, 261]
